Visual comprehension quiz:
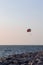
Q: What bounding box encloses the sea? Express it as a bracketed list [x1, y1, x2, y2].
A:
[0, 45, 43, 57]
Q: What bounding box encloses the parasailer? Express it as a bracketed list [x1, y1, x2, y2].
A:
[27, 28, 31, 32]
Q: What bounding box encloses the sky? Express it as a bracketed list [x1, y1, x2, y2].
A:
[0, 0, 43, 45]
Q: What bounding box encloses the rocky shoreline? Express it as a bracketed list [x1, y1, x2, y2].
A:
[0, 51, 43, 65]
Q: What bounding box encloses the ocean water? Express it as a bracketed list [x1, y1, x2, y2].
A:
[0, 45, 43, 57]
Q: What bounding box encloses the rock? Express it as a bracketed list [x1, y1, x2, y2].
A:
[38, 62, 43, 65]
[0, 51, 43, 65]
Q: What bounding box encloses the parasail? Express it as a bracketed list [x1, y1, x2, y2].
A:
[27, 28, 31, 32]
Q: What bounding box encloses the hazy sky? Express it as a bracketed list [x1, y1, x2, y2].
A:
[0, 0, 43, 45]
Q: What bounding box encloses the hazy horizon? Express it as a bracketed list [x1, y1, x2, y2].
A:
[0, 0, 43, 45]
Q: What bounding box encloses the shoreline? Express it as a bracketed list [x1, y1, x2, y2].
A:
[0, 51, 43, 65]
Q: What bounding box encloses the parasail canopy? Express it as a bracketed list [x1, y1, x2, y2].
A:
[27, 28, 31, 32]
